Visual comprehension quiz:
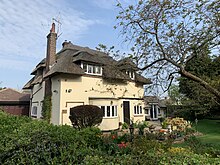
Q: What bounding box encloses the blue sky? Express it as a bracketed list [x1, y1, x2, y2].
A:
[0, 0, 133, 90]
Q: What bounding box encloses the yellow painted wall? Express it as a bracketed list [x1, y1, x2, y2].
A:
[51, 76, 61, 125]
[51, 75, 145, 130]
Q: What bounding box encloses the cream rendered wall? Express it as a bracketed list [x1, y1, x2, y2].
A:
[31, 82, 45, 118]
[51, 76, 61, 125]
[116, 99, 145, 126]
[56, 75, 145, 130]
[89, 99, 119, 131]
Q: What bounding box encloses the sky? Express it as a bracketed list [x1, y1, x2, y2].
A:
[0, 0, 133, 90]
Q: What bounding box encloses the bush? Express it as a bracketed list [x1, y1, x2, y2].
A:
[122, 122, 129, 129]
[69, 105, 103, 130]
[1, 111, 220, 164]
[0, 112, 104, 164]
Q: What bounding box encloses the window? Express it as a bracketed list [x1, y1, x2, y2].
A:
[126, 70, 135, 79]
[100, 105, 117, 118]
[101, 106, 105, 116]
[81, 62, 102, 75]
[82, 63, 87, 72]
[88, 65, 93, 73]
[158, 108, 161, 114]
[107, 106, 111, 117]
[32, 106, 37, 116]
[134, 105, 142, 115]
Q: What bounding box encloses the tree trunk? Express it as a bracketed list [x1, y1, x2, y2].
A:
[180, 69, 220, 100]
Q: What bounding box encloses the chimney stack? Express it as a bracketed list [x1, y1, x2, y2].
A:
[46, 23, 57, 72]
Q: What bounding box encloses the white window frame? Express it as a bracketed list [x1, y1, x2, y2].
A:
[134, 105, 142, 115]
[81, 62, 102, 76]
[31, 106, 37, 116]
[126, 70, 135, 80]
[100, 105, 117, 118]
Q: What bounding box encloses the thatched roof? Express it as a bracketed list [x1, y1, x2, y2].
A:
[102, 65, 130, 81]
[23, 77, 34, 89]
[44, 50, 85, 78]
[135, 73, 151, 84]
[24, 42, 151, 89]
[31, 59, 46, 75]
[117, 58, 138, 71]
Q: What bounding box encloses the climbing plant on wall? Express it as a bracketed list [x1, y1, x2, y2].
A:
[42, 95, 52, 123]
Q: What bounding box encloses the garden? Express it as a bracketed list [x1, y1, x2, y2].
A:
[0, 110, 220, 164]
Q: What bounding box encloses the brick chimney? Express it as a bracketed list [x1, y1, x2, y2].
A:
[44, 23, 57, 98]
[46, 23, 57, 72]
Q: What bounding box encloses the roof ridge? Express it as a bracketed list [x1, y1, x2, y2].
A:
[0, 88, 23, 94]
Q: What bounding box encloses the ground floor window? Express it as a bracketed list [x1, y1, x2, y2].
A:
[134, 105, 142, 115]
[31, 106, 37, 117]
[100, 105, 117, 118]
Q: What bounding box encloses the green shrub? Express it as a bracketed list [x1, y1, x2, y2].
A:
[134, 121, 148, 135]
[122, 122, 129, 129]
[1, 111, 220, 164]
[69, 105, 103, 130]
[41, 95, 52, 123]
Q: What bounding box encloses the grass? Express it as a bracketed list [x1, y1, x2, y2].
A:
[195, 119, 220, 147]
[173, 119, 220, 150]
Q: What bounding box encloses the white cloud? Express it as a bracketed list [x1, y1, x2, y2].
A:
[0, 0, 101, 60]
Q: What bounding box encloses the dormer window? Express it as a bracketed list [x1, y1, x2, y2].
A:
[81, 62, 102, 75]
[126, 70, 135, 80]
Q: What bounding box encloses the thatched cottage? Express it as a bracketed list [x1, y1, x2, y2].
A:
[23, 23, 152, 131]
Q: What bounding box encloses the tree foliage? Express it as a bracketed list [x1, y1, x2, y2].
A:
[116, 0, 220, 100]
[179, 50, 220, 114]
[168, 84, 185, 105]
[69, 105, 103, 130]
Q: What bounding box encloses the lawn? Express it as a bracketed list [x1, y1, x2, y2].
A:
[195, 119, 220, 147]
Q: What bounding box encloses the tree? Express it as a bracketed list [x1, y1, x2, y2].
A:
[179, 52, 220, 114]
[168, 84, 185, 105]
[116, 0, 220, 101]
[69, 105, 103, 130]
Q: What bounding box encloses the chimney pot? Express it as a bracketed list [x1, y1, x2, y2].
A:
[62, 40, 69, 48]
[50, 22, 55, 33]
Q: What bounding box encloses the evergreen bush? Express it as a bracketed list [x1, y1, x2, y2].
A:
[69, 105, 103, 130]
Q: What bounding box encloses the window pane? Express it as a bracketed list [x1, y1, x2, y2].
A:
[112, 106, 114, 116]
[140, 106, 142, 114]
[88, 65, 92, 73]
[93, 66, 96, 74]
[101, 106, 105, 117]
[107, 106, 110, 117]
[137, 105, 139, 114]
[134, 106, 136, 114]
[83, 63, 87, 72]
[115, 106, 117, 116]
[130, 71, 134, 78]
[32, 106, 37, 115]
[96, 66, 101, 74]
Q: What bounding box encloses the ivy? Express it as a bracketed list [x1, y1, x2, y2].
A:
[41, 95, 52, 123]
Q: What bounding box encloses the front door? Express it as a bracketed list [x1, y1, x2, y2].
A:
[123, 101, 130, 124]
